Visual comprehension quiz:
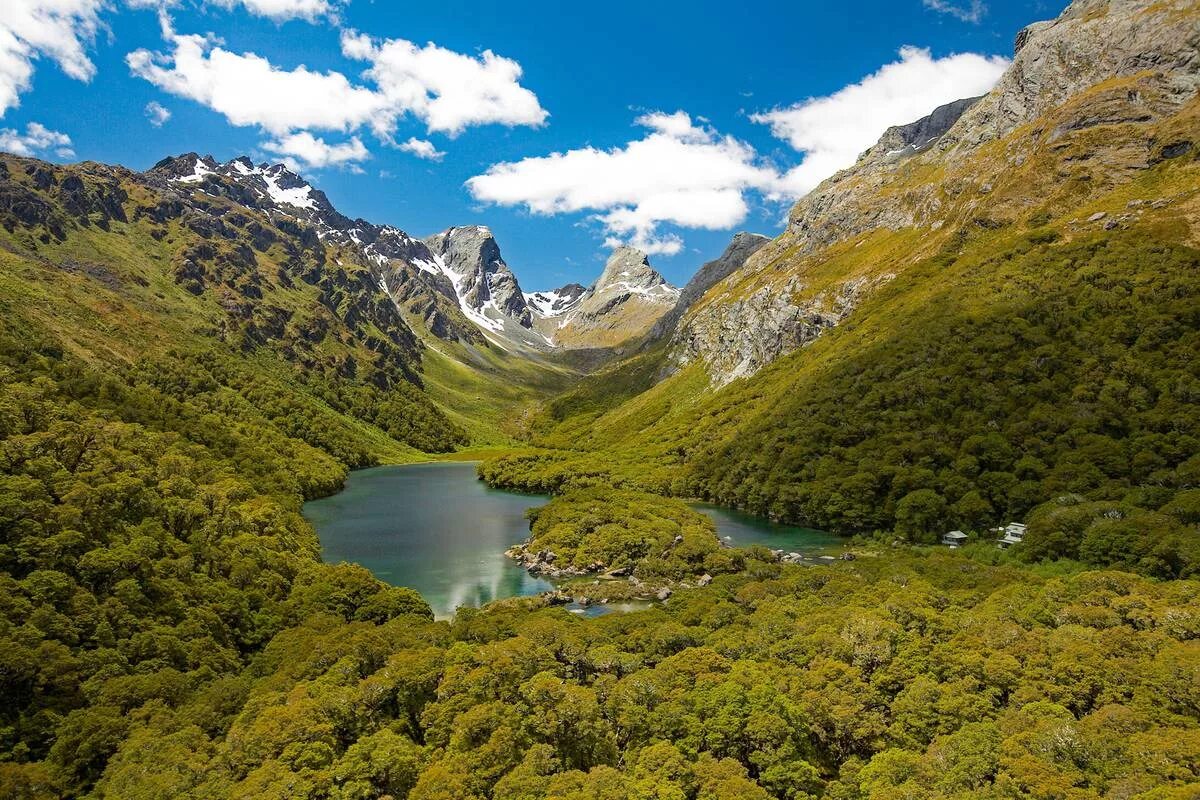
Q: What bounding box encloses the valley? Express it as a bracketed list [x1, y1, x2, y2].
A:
[0, 0, 1198, 798]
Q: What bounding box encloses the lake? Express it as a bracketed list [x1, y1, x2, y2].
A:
[303, 461, 838, 618]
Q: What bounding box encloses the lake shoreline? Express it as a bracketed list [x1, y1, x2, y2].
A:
[305, 462, 842, 619]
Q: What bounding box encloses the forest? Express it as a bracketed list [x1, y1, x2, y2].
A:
[2, 312, 1198, 799]
[0, 22, 1197, 795]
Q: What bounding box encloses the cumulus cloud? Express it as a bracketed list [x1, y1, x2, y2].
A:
[127, 34, 385, 135]
[467, 111, 778, 256]
[126, 26, 546, 169]
[923, 0, 987, 24]
[398, 137, 444, 161]
[0, 121, 74, 158]
[0, 0, 107, 117]
[144, 99, 170, 126]
[262, 130, 368, 170]
[207, 0, 342, 22]
[340, 30, 547, 136]
[468, 46, 1009, 253]
[754, 46, 1008, 197]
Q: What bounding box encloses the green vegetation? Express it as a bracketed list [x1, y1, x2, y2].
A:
[483, 230, 1200, 580]
[0, 329, 438, 798]
[2, 58, 1199, 799]
[417, 337, 578, 447]
[523, 488, 739, 579]
[8, 525, 1199, 798]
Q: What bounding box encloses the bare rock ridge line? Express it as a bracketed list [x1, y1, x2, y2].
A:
[648, 231, 771, 344]
[666, 0, 1200, 385]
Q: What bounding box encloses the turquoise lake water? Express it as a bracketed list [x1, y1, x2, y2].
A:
[303, 461, 838, 618]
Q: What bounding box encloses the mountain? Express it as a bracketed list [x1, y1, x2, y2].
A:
[421, 225, 539, 341]
[648, 231, 769, 345]
[151, 154, 521, 349]
[152, 156, 690, 355]
[663, 0, 1200, 385]
[3, 2, 1200, 798]
[531, 246, 680, 349]
[525, 282, 587, 317]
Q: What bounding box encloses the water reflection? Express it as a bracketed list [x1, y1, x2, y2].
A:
[303, 462, 551, 619]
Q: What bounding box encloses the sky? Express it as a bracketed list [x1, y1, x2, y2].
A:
[0, 0, 1057, 290]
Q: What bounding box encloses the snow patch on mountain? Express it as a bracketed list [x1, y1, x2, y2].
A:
[525, 285, 586, 317]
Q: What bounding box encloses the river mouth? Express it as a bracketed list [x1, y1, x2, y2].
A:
[303, 461, 838, 619]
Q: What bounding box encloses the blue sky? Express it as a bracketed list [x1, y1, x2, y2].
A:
[1, 0, 1055, 289]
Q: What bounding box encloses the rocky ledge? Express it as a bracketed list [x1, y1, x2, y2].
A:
[504, 542, 714, 604]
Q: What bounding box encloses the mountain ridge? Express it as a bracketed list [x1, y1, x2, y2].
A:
[152, 152, 692, 353]
[664, 0, 1200, 385]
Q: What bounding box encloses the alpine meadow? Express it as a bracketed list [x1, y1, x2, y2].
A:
[0, 1, 1198, 799]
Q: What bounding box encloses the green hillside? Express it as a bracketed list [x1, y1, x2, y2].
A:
[479, 100, 1200, 579]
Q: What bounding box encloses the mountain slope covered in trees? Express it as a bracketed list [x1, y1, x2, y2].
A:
[0, 0, 1198, 798]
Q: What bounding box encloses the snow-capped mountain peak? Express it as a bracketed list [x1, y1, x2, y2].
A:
[150, 152, 681, 352]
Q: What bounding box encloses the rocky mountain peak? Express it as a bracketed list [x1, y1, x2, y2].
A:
[150, 152, 219, 181]
[668, 0, 1200, 386]
[596, 246, 673, 294]
[649, 231, 769, 346]
[863, 96, 985, 164]
[525, 283, 587, 317]
[423, 225, 532, 329]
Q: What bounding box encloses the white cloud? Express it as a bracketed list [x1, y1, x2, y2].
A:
[923, 0, 987, 23]
[398, 137, 444, 161]
[753, 46, 1008, 197]
[469, 46, 1009, 253]
[0, 121, 74, 158]
[467, 111, 778, 255]
[127, 26, 547, 163]
[0, 0, 107, 117]
[144, 99, 170, 126]
[340, 30, 548, 136]
[207, 0, 341, 22]
[263, 130, 368, 170]
[126, 0, 341, 22]
[127, 34, 385, 135]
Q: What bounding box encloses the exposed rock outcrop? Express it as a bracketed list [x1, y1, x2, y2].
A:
[423, 225, 533, 329]
[668, 273, 892, 385]
[649, 231, 769, 343]
[539, 246, 679, 349]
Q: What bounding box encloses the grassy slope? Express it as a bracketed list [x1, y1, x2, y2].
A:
[0, 157, 459, 465]
[417, 334, 579, 448]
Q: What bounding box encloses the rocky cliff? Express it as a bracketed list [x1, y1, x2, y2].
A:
[422, 225, 534, 332]
[648, 232, 769, 345]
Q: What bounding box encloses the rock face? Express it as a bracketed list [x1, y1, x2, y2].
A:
[669, 0, 1200, 385]
[525, 283, 586, 317]
[863, 96, 985, 163]
[149, 154, 496, 346]
[649, 231, 769, 343]
[151, 157, 701, 353]
[423, 226, 534, 330]
[537, 246, 680, 349]
[668, 273, 892, 385]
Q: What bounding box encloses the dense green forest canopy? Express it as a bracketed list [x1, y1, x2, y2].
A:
[2, 314, 1198, 799]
